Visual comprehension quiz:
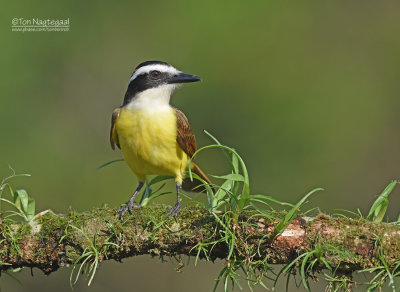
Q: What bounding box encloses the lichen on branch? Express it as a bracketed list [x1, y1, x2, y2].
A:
[1, 205, 400, 291]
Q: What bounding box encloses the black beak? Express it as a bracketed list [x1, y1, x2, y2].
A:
[167, 72, 201, 84]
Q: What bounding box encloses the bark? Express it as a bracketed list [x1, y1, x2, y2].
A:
[0, 205, 399, 277]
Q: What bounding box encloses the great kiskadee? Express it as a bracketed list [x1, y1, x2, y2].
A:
[110, 61, 211, 220]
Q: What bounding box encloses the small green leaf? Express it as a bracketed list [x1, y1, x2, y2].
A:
[138, 182, 153, 206]
[26, 198, 36, 221]
[96, 159, 125, 170]
[204, 130, 236, 173]
[300, 252, 312, 292]
[251, 194, 294, 207]
[12, 191, 21, 210]
[149, 175, 173, 186]
[10, 174, 31, 179]
[145, 191, 171, 202]
[274, 188, 322, 236]
[211, 173, 245, 182]
[14, 189, 29, 213]
[367, 180, 399, 222]
[231, 152, 239, 174]
[214, 180, 234, 202]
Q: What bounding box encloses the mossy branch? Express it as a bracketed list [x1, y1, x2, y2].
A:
[1, 205, 399, 283]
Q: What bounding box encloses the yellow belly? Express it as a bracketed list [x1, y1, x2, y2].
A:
[116, 107, 188, 183]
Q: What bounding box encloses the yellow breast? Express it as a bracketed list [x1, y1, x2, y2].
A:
[116, 106, 188, 182]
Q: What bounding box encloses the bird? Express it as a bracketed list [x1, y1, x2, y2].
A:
[110, 61, 211, 220]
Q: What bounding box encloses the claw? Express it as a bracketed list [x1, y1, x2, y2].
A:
[164, 181, 182, 220]
[116, 201, 141, 221]
[164, 202, 181, 220]
[116, 182, 144, 221]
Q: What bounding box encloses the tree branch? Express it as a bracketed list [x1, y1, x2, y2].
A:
[1, 205, 399, 283]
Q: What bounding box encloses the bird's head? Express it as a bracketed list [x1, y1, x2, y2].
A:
[122, 61, 200, 107]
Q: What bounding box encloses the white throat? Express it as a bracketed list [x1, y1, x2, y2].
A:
[126, 84, 178, 110]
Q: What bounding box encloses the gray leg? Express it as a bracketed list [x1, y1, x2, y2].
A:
[116, 181, 144, 221]
[164, 182, 182, 219]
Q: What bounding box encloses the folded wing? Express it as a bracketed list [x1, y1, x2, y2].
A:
[173, 107, 212, 191]
[110, 107, 121, 150]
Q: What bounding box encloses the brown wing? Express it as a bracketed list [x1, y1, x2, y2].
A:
[110, 108, 121, 150]
[174, 107, 197, 157]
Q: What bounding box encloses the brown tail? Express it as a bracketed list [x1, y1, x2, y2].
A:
[182, 162, 212, 193]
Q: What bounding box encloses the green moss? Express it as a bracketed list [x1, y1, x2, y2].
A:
[0, 219, 32, 252]
[64, 245, 80, 261]
[2, 204, 400, 291]
[16, 223, 31, 237]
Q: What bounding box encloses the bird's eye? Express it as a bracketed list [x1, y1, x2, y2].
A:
[150, 70, 161, 79]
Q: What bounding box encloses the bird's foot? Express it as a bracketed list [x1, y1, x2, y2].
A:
[164, 202, 181, 220]
[116, 201, 141, 221]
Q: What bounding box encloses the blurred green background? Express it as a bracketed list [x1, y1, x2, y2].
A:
[1, 0, 400, 291]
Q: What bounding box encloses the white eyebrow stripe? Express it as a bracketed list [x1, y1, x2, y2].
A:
[130, 64, 180, 82]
